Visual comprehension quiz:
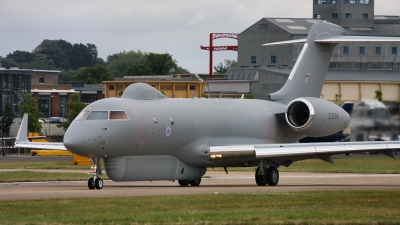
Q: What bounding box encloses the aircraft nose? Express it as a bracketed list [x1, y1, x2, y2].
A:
[63, 121, 95, 156]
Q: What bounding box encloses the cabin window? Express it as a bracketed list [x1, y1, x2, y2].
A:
[170, 117, 174, 125]
[75, 111, 90, 121]
[109, 85, 114, 90]
[110, 111, 128, 120]
[86, 111, 108, 120]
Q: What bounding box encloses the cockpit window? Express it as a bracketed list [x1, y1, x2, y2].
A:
[86, 111, 108, 120]
[75, 111, 90, 121]
[110, 111, 128, 120]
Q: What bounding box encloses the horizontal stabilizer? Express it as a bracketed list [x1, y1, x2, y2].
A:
[262, 38, 306, 46]
[315, 36, 400, 43]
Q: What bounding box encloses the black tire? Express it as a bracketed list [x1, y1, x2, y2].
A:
[95, 178, 103, 190]
[189, 177, 201, 186]
[255, 167, 267, 186]
[266, 166, 279, 186]
[88, 178, 95, 190]
[178, 179, 190, 187]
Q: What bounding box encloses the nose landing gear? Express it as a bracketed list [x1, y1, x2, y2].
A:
[88, 158, 103, 190]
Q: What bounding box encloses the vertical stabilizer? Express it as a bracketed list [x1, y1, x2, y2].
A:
[266, 21, 343, 104]
[15, 114, 29, 144]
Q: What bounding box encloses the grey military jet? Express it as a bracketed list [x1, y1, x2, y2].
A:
[15, 21, 400, 190]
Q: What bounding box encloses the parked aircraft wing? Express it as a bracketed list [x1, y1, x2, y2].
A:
[314, 36, 400, 43]
[210, 141, 399, 161]
[14, 114, 67, 150]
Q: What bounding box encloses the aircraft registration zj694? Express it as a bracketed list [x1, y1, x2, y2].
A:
[15, 21, 400, 190]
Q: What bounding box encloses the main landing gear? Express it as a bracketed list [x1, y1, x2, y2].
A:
[178, 177, 202, 187]
[88, 158, 103, 190]
[255, 164, 279, 186]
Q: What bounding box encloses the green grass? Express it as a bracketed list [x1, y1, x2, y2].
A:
[0, 160, 90, 169]
[0, 191, 399, 224]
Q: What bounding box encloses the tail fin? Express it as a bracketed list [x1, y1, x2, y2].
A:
[264, 20, 400, 104]
[341, 102, 354, 116]
[265, 21, 342, 104]
[15, 114, 29, 145]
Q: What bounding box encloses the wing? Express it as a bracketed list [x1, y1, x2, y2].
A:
[14, 114, 67, 150]
[210, 141, 399, 163]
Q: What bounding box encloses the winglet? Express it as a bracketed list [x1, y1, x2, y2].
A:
[15, 114, 30, 144]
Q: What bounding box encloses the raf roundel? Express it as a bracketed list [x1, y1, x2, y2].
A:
[166, 126, 171, 137]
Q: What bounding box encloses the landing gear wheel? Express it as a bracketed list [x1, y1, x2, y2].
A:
[178, 179, 190, 187]
[95, 178, 103, 189]
[266, 166, 279, 186]
[88, 178, 95, 190]
[189, 177, 201, 186]
[255, 167, 267, 186]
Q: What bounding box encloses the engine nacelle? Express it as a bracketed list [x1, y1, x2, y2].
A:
[285, 97, 350, 137]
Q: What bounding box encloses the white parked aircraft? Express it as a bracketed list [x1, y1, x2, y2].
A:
[15, 21, 400, 190]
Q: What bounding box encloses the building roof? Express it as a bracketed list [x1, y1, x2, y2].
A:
[241, 17, 400, 37]
[0, 67, 61, 73]
[264, 68, 400, 82]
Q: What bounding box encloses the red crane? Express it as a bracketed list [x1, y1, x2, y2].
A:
[201, 33, 238, 78]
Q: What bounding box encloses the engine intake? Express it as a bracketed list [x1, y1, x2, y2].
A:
[285, 97, 350, 137]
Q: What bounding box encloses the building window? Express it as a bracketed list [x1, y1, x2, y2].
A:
[363, 13, 369, 19]
[375, 47, 382, 55]
[332, 13, 338, 19]
[39, 74, 44, 84]
[345, 13, 352, 18]
[359, 47, 366, 55]
[270, 56, 277, 64]
[109, 85, 114, 90]
[392, 47, 398, 55]
[314, 14, 321, 19]
[189, 85, 196, 90]
[343, 46, 350, 55]
[251, 56, 257, 64]
[259, 24, 269, 29]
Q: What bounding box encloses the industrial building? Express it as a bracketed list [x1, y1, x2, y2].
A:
[217, 0, 400, 103]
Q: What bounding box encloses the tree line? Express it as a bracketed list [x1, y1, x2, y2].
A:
[0, 39, 190, 84]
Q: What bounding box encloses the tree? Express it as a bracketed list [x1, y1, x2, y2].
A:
[214, 59, 238, 74]
[19, 93, 42, 133]
[106, 50, 147, 77]
[33, 39, 69, 69]
[121, 52, 185, 76]
[68, 43, 94, 70]
[0, 103, 15, 136]
[144, 53, 176, 75]
[57, 93, 86, 131]
[71, 66, 113, 84]
[20, 54, 57, 70]
[0, 57, 19, 68]
[6, 50, 34, 64]
[375, 90, 383, 102]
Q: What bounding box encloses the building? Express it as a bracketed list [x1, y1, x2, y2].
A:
[237, 1, 400, 70]
[104, 75, 205, 99]
[0, 66, 62, 117]
[220, 1, 399, 102]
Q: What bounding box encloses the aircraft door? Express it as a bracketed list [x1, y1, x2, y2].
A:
[128, 103, 151, 154]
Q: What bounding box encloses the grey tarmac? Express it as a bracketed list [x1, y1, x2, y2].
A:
[1, 170, 399, 200]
